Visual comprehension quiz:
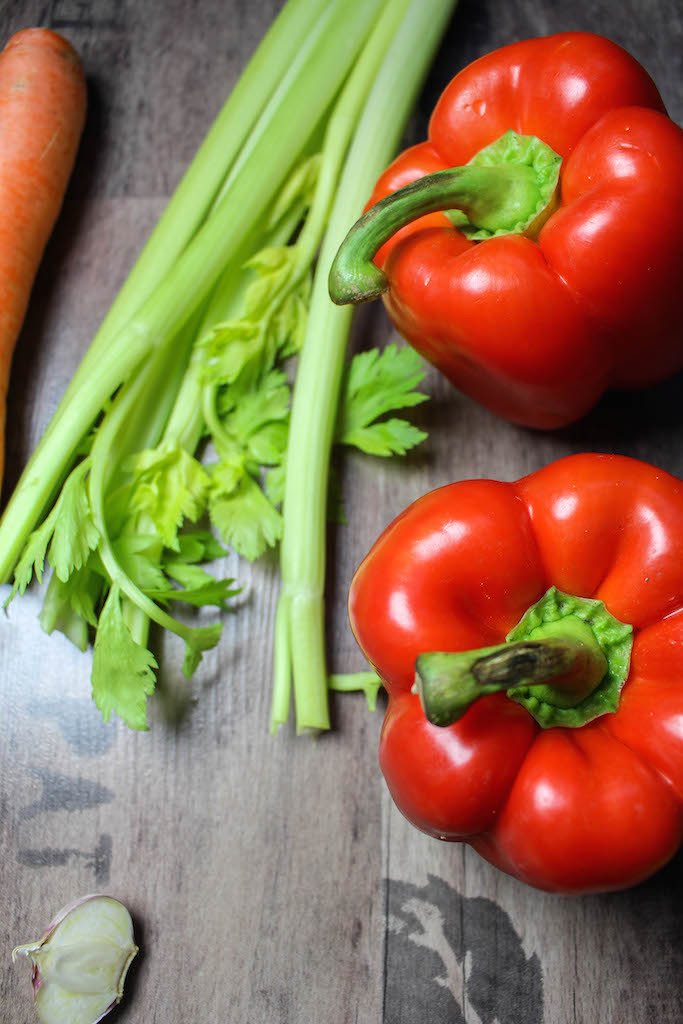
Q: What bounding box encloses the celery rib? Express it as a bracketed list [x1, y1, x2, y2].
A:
[273, 0, 458, 734]
[79, 0, 338, 350]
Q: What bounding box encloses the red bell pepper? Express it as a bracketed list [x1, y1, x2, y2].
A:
[330, 33, 683, 429]
[348, 454, 683, 893]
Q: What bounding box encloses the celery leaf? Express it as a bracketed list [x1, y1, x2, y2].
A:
[7, 459, 100, 603]
[153, 531, 240, 608]
[164, 560, 220, 590]
[145, 577, 241, 610]
[40, 585, 90, 652]
[266, 153, 320, 228]
[243, 246, 298, 318]
[341, 418, 428, 457]
[209, 472, 282, 561]
[182, 621, 223, 678]
[218, 368, 290, 425]
[48, 461, 100, 581]
[201, 367, 292, 559]
[264, 463, 286, 507]
[218, 369, 290, 466]
[173, 530, 226, 565]
[128, 446, 211, 551]
[7, 506, 59, 601]
[40, 561, 103, 644]
[337, 344, 429, 456]
[111, 531, 166, 593]
[92, 584, 157, 730]
[202, 245, 310, 386]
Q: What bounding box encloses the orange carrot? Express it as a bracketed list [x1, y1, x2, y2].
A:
[0, 27, 86, 489]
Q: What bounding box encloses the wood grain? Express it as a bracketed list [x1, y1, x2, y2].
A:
[1, 2, 682, 1023]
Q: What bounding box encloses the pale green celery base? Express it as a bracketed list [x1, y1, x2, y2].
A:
[272, 0, 459, 734]
[290, 591, 330, 732]
[271, 593, 293, 731]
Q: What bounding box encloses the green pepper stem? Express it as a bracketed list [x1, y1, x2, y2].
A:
[329, 127, 563, 306]
[415, 628, 608, 728]
[330, 165, 536, 303]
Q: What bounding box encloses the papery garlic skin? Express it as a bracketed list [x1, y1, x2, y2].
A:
[12, 894, 138, 1024]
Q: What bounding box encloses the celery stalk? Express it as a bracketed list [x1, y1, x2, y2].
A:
[70, 0, 337, 350]
[273, 0, 458, 733]
[0, 0, 385, 582]
[270, 0, 421, 732]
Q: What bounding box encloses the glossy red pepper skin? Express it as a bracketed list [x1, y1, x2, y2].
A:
[367, 33, 683, 428]
[348, 454, 683, 893]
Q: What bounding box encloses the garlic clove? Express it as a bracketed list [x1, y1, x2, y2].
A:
[12, 894, 138, 1024]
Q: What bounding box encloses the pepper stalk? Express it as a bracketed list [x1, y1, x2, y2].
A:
[329, 130, 562, 305]
[414, 587, 634, 729]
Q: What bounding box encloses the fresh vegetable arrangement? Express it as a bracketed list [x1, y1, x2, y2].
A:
[349, 453, 683, 893]
[4, 11, 683, 1024]
[0, 0, 455, 730]
[330, 32, 683, 428]
[0, 28, 86, 487]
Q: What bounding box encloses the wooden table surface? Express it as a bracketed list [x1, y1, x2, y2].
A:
[1, 2, 682, 1022]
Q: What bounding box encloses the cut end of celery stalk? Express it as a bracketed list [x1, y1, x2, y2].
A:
[329, 671, 383, 711]
[271, 587, 331, 733]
